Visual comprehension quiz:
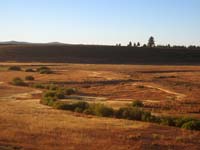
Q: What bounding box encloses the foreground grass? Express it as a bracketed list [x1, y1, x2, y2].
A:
[1, 99, 200, 150]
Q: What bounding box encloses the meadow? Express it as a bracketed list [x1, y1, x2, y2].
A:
[0, 63, 200, 150]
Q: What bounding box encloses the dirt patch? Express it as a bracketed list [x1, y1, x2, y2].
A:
[133, 83, 186, 101]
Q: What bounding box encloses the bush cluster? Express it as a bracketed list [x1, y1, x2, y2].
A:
[43, 90, 65, 100]
[12, 77, 26, 86]
[25, 68, 35, 72]
[87, 103, 114, 117]
[40, 86, 77, 105]
[36, 66, 53, 74]
[40, 96, 57, 106]
[32, 83, 46, 89]
[39, 90, 200, 131]
[25, 75, 35, 81]
[53, 101, 89, 112]
[8, 66, 21, 71]
[132, 100, 144, 107]
[115, 107, 152, 121]
[32, 83, 77, 95]
[53, 101, 114, 117]
[158, 116, 200, 130]
[40, 90, 65, 106]
[181, 120, 200, 130]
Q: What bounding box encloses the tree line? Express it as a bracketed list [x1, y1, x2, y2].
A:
[116, 36, 200, 49]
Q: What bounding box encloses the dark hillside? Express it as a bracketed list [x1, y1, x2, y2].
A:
[0, 44, 200, 65]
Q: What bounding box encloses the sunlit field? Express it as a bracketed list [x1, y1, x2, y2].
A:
[0, 63, 200, 150]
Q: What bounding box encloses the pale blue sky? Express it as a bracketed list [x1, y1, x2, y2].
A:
[0, 0, 200, 45]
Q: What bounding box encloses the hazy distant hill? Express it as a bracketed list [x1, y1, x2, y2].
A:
[0, 44, 200, 65]
[0, 41, 66, 45]
[0, 41, 32, 45]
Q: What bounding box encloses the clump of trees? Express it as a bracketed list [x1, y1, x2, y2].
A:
[127, 42, 132, 47]
[118, 36, 200, 49]
[148, 36, 155, 47]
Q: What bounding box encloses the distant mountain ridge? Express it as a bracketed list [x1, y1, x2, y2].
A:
[0, 41, 67, 45]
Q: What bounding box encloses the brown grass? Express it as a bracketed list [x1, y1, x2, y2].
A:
[0, 63, 200, 149]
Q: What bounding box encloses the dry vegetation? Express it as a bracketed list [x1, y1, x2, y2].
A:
[0, 63, 200, 150]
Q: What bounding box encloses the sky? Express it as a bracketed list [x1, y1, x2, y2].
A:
[0, 0, 200, 46]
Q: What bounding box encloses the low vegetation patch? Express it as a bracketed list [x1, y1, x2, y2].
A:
[12, 77, 26, 86]
[181, 120, 200, 130]
[8, 66, 21, 71]
[25, 75, 35, 81]
[65, 88, 77, 95]
[39, 90, 200, 131]
[36, 66, 53, 74]
[88, 103, 114, 117]
[32, 83, 77, 95]
[32, 83, 46, 89]
[155, 75, 177, 79]
[132, 100, 144, 107]
[136, 85, 145, 89]
[43, 90, 65, 100]
[25, 68, 35, 72]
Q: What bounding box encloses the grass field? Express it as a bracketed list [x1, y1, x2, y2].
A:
[0, 63, 200, 150]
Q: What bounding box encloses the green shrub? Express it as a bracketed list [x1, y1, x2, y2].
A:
[25, 76, 35, 81]
[89, 104, 114, 117]
[181, 120, 200, 130]
[39, 69, 53, 74]
[25, 68, 35, 72]
[43, 90, 63, 99]
[47, 84, 59, 91]
[36, 66, 49, 71]
[53, 101, 89, 111]
[149, 115, 161, 123]
[32, 83, 46, 89]
[128, 107, 145, 120]
[75, 107, 84, 113]
[136, 85, 145, 89]
[83, 108, 94, 115]
[132, 100, 144, 107]
[175, 117, 195, 127]
[53, 101, 75, 110]
[65, 88, 77, 95]
[72, 101, 89, 110]
[55, 91, 65, 99]
[37, 67, 53, 74]
[115, 107, 150, 121]
[69, 101, 90, 113]
[43, 90, 57, 98]
[8, 66, 21, 71]
[33, 83, 60, 90]
[115, 107, 130, 119]
[12, 77, 26, 86]
[40, 97, 57, 106]
[160, 117, 176, 126]
[141, 111, 152, 121]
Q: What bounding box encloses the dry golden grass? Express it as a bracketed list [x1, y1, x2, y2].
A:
[1, 63, 200, 149]
[0, 99, 200, 150]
